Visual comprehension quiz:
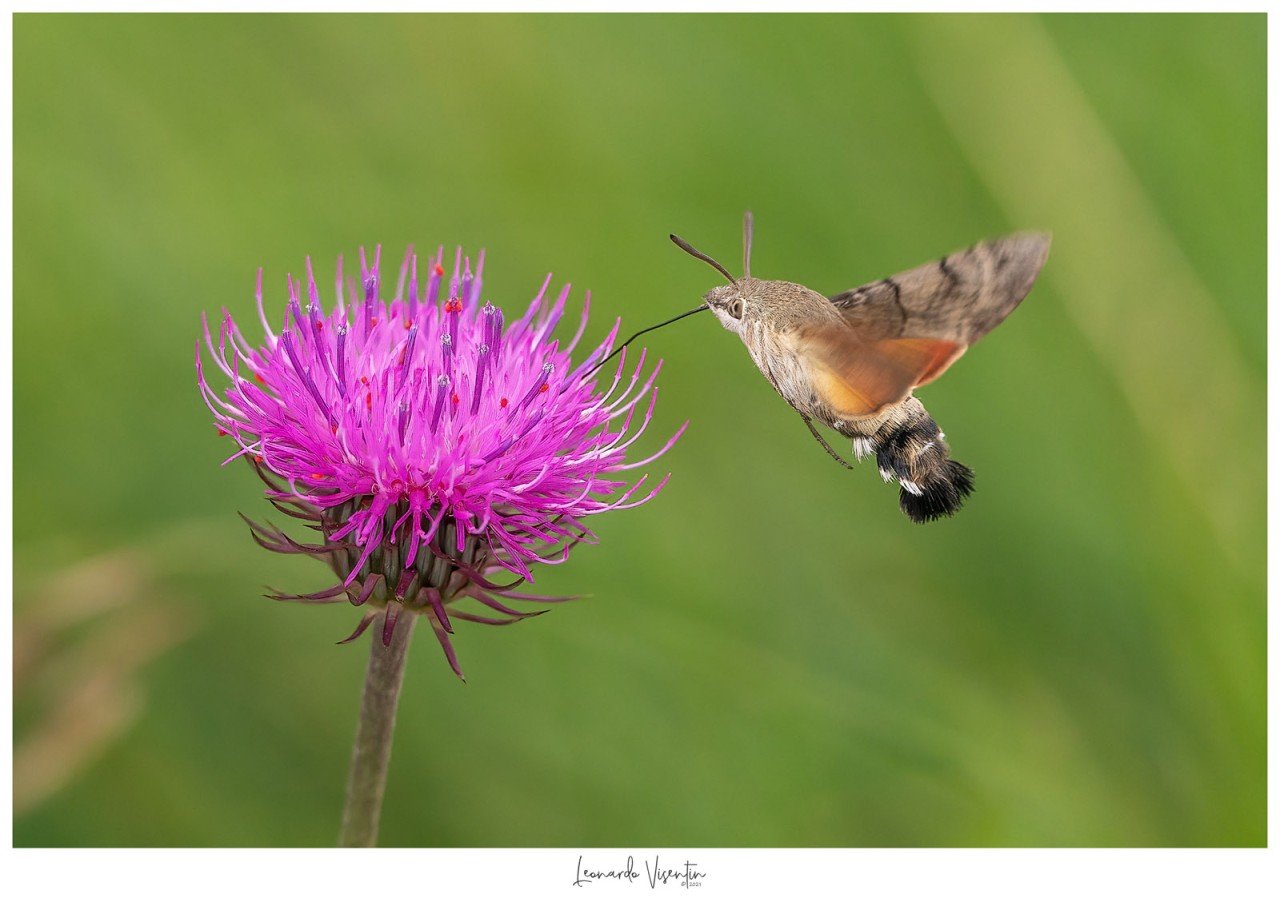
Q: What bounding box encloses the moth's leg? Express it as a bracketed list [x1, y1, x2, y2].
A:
[799, 413, 854, 470]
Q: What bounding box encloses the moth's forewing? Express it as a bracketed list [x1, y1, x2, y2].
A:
[830, 232, 1050, 347]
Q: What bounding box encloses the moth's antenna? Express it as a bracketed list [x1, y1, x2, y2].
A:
[669, 233, 737, 286]
[584, 304, 708, 378]
[742, 210, 753, 279]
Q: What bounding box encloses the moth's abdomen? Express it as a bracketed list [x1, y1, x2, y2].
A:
[867, 397, 974, 523]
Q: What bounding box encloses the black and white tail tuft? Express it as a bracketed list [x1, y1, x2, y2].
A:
[869, 397, 975, 523]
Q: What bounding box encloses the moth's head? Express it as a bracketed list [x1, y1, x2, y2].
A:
[671, 211, 758, 336]
[703, 281, 761, 335]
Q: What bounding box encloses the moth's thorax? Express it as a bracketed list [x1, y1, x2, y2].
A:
[702, 277, 879, 426]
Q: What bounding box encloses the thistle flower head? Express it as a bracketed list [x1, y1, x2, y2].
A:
[197, 244, 683, 678]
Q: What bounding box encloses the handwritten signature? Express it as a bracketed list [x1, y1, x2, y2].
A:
[573, 855, 706, 888]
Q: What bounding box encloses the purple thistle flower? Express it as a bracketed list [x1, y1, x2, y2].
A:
[197, 244, 684, 679]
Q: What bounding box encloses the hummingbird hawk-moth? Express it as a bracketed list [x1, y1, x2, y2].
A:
[666, 213, 1050, 523]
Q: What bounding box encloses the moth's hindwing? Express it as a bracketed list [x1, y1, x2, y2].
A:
[792, 325, 964, 418]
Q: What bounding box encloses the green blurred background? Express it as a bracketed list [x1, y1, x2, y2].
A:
[13, 13, 1264, 847]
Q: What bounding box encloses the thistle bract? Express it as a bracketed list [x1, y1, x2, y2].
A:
[197, 245, 682, 678]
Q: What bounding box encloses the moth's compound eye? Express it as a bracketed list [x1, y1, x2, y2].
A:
[728, 298, 744, 320]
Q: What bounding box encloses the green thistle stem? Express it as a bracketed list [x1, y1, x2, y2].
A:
[338, 609, 416, 847]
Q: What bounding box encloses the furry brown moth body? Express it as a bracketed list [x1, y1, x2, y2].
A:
[671, 213, 1050, 523]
